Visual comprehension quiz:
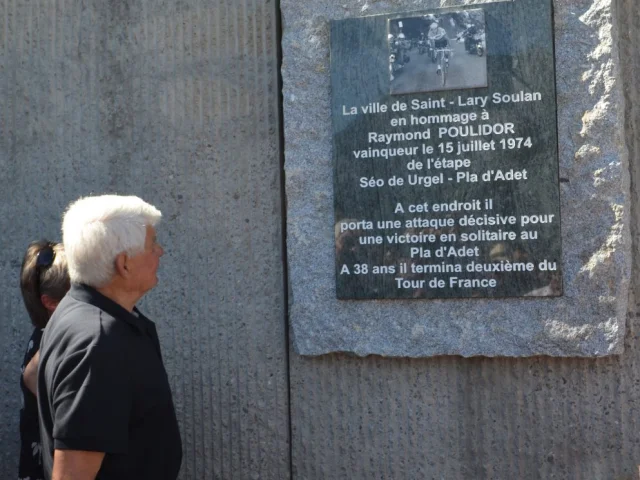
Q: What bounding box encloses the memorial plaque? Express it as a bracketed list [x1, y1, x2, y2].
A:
[332, 0, 562, 299]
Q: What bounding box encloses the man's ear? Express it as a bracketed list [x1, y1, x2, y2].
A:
[114, 252, 130, 277]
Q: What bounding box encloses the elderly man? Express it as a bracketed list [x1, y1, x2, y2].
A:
[37, 195, 182, 480]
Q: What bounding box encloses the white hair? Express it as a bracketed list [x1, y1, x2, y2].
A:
[62, 195, 162, 287]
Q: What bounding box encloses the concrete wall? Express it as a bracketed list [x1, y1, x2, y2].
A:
[0, 1, 289, 478]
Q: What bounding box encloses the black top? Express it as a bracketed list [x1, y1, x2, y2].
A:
[37, 284, 182, 480]
[19, 327, 45, 480]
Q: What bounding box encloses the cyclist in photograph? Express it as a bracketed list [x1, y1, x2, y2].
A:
[427, 21, 449, 75]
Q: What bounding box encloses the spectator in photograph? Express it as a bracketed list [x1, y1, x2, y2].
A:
[18, 241, 70, 480]
[37, 195, 182, 480]
[461, 23, 479, 52]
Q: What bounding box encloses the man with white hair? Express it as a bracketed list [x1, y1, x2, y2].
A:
[37, 195, 182, 480]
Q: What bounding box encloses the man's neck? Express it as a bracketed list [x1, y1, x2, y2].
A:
[96, 284, 141, 312]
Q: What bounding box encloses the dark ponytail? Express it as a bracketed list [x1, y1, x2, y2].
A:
[20, 241, 70, 329]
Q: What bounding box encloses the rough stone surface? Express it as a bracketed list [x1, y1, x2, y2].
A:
[288, 2, 640, 476]
[283, 0, 631, 356]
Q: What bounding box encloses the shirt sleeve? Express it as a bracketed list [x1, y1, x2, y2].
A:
[51, 342, 131, 453]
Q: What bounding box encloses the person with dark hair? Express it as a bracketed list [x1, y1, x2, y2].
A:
[18, 240, 70, 480]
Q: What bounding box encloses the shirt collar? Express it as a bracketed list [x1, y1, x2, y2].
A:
[68, 283, 150, 335]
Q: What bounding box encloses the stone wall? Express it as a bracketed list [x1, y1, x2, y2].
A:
[283, 0, 631, 358]
[285, 0, 640, 477]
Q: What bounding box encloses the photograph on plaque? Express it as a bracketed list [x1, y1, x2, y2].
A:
[388, 9, 488, 94]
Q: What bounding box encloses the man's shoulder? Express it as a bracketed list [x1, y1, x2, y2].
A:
[40, 301, 137, 391]
[43, 294, 132, 352]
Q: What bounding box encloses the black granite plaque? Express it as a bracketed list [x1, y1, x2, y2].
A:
[331, 0, 562, 299]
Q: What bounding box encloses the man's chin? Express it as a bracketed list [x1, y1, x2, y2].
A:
[139, 278, 159, 296]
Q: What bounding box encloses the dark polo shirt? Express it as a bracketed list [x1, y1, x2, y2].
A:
[37, 284, 182, 480]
